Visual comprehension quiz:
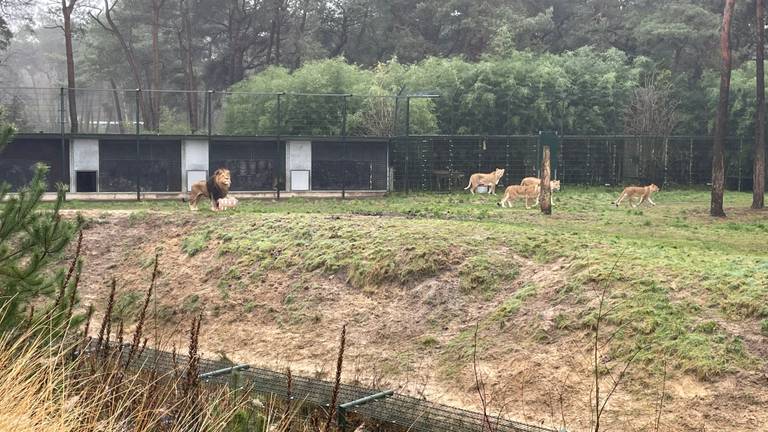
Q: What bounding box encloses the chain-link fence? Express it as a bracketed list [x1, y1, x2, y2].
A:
[114, 343, 555, 432]
[390, 135, 760, 191]
[0, 88, 415, 138]
[1, 87, 764, 192]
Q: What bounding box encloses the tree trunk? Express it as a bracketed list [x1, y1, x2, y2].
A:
[754, 0, 766, 209]
[292, 0, 309, 71]
[178, 0, 198, 132]
[150, 0, 166, 132]
[93, 0, 152, 130]
[540, 145, 552, 215]
[226, 0, 248, 85]
[109, 78, 125, 134]
[711, 0, 736, 218]
[275, 0, 282, 65]
[62, 0, 78, 134]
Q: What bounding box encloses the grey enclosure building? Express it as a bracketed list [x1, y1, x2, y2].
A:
[1, 134, 390, 196]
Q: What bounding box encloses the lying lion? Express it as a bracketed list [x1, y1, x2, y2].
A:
[613, 184, 659, 208]
[464, 168, 505, 194]
[188, 168, 232, 211]
[497, 184, 540, 209]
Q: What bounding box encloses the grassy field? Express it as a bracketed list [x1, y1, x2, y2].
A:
[60, 187, 768, 380]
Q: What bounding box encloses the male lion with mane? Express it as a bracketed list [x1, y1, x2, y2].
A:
[464, 168, 505, 194]
[613, 184, 659, 208]
[188, 168, 232, 211]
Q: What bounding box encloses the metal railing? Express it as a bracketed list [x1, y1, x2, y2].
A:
[116, 344, 556, 432]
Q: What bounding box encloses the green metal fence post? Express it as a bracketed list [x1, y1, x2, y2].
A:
[404, 96, 410, 137]
[276, 92, 284, 198]
[341, 94, 350, 199]
[135, 88, 141, 201]
[689, 137, 694, 185]
[448, 138, 455, 192]
[60, 87, 67, 198]
[738, 136, 743, 191]
[207, 90, 213, 138]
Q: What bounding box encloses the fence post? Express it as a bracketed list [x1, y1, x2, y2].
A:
[207, 90, 213, 138]
[561, 137, 566, 184]
[504, 137, 511, 187]
[276, 92, 283, 197]
[393, 96, 399, 136]
[663, 137, 669, 187]
[404, 97, 410, 194]
[738, 136, 743, 192]
[586, 136, 592, 185]
[135, 89, 141, 201]
[417, 138, 423, 191]
[689, 137, 694, 185]
[341, 94, 349, 199]
[448, 138, 455, 192]
[60, 87, 67, 198]
[404, 140, 409, 194]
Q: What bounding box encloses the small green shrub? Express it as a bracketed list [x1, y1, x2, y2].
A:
[459, 256, 519, 294]
[181, 230, 211, 256]
[114, 291, 143, 321]
[182, 294, 201, 313]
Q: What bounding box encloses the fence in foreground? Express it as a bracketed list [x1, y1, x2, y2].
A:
[121, 344, 556, 432]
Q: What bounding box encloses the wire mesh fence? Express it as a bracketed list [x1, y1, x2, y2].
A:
[0, 88, 406, 138]
[1, 87, 764, 192]
[0, 87, 63, 133]
[390, 135, 760, 191]
[112, 343, 555, 432]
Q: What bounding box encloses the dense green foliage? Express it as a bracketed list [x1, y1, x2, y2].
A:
[225, 51, 647, 135]
[0, 128, 81, 331]
[1, 0, 765, 136]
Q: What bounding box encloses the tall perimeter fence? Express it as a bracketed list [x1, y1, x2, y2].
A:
[113, 343, 556, 432]
[1, 86, 763, 192]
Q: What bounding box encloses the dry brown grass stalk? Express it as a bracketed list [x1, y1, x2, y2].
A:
[323, 323, 346, 432]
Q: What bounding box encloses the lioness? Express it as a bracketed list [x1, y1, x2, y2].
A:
[464, 168, 505, 194]
[497, 184, 540, 209]
[613, 184, 659, 208]
[520, 177, 560, 191]
[189, 168, 232, 211]
[521, 177, 561, 205]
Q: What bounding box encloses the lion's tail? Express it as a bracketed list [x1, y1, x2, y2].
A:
[464, 178, 472, 190]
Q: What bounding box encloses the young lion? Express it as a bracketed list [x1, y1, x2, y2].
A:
[497, 184, 540, 209]
[520, 177, 560, 191]
[464, 168, 505, 194]
[613, 184, 659, 208]
[520, 177, 561, 205]
[188, 168, 232, 211]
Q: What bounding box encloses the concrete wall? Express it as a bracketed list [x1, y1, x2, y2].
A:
[285, 140, 311, 191]
[182, 138, 209, 191]
[69, 138, 99, 192]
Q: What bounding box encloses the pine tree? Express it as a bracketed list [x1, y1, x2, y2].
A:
[0, 128, 81, 333]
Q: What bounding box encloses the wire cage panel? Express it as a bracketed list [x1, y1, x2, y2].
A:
[0, 136, 69, 191]
[210, 139, 280, 191]
[311, 140, 388, 190]
[99, 139, 182, 192]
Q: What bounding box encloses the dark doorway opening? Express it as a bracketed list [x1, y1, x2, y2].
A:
[76, 171, 98, 192]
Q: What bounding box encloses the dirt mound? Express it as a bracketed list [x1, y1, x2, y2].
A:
[71, 212, 768, 431]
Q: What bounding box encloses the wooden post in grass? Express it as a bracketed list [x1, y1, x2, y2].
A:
[539, 131, 554, 215]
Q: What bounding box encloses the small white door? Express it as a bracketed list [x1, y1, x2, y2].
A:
[290, 170, 310, 191]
